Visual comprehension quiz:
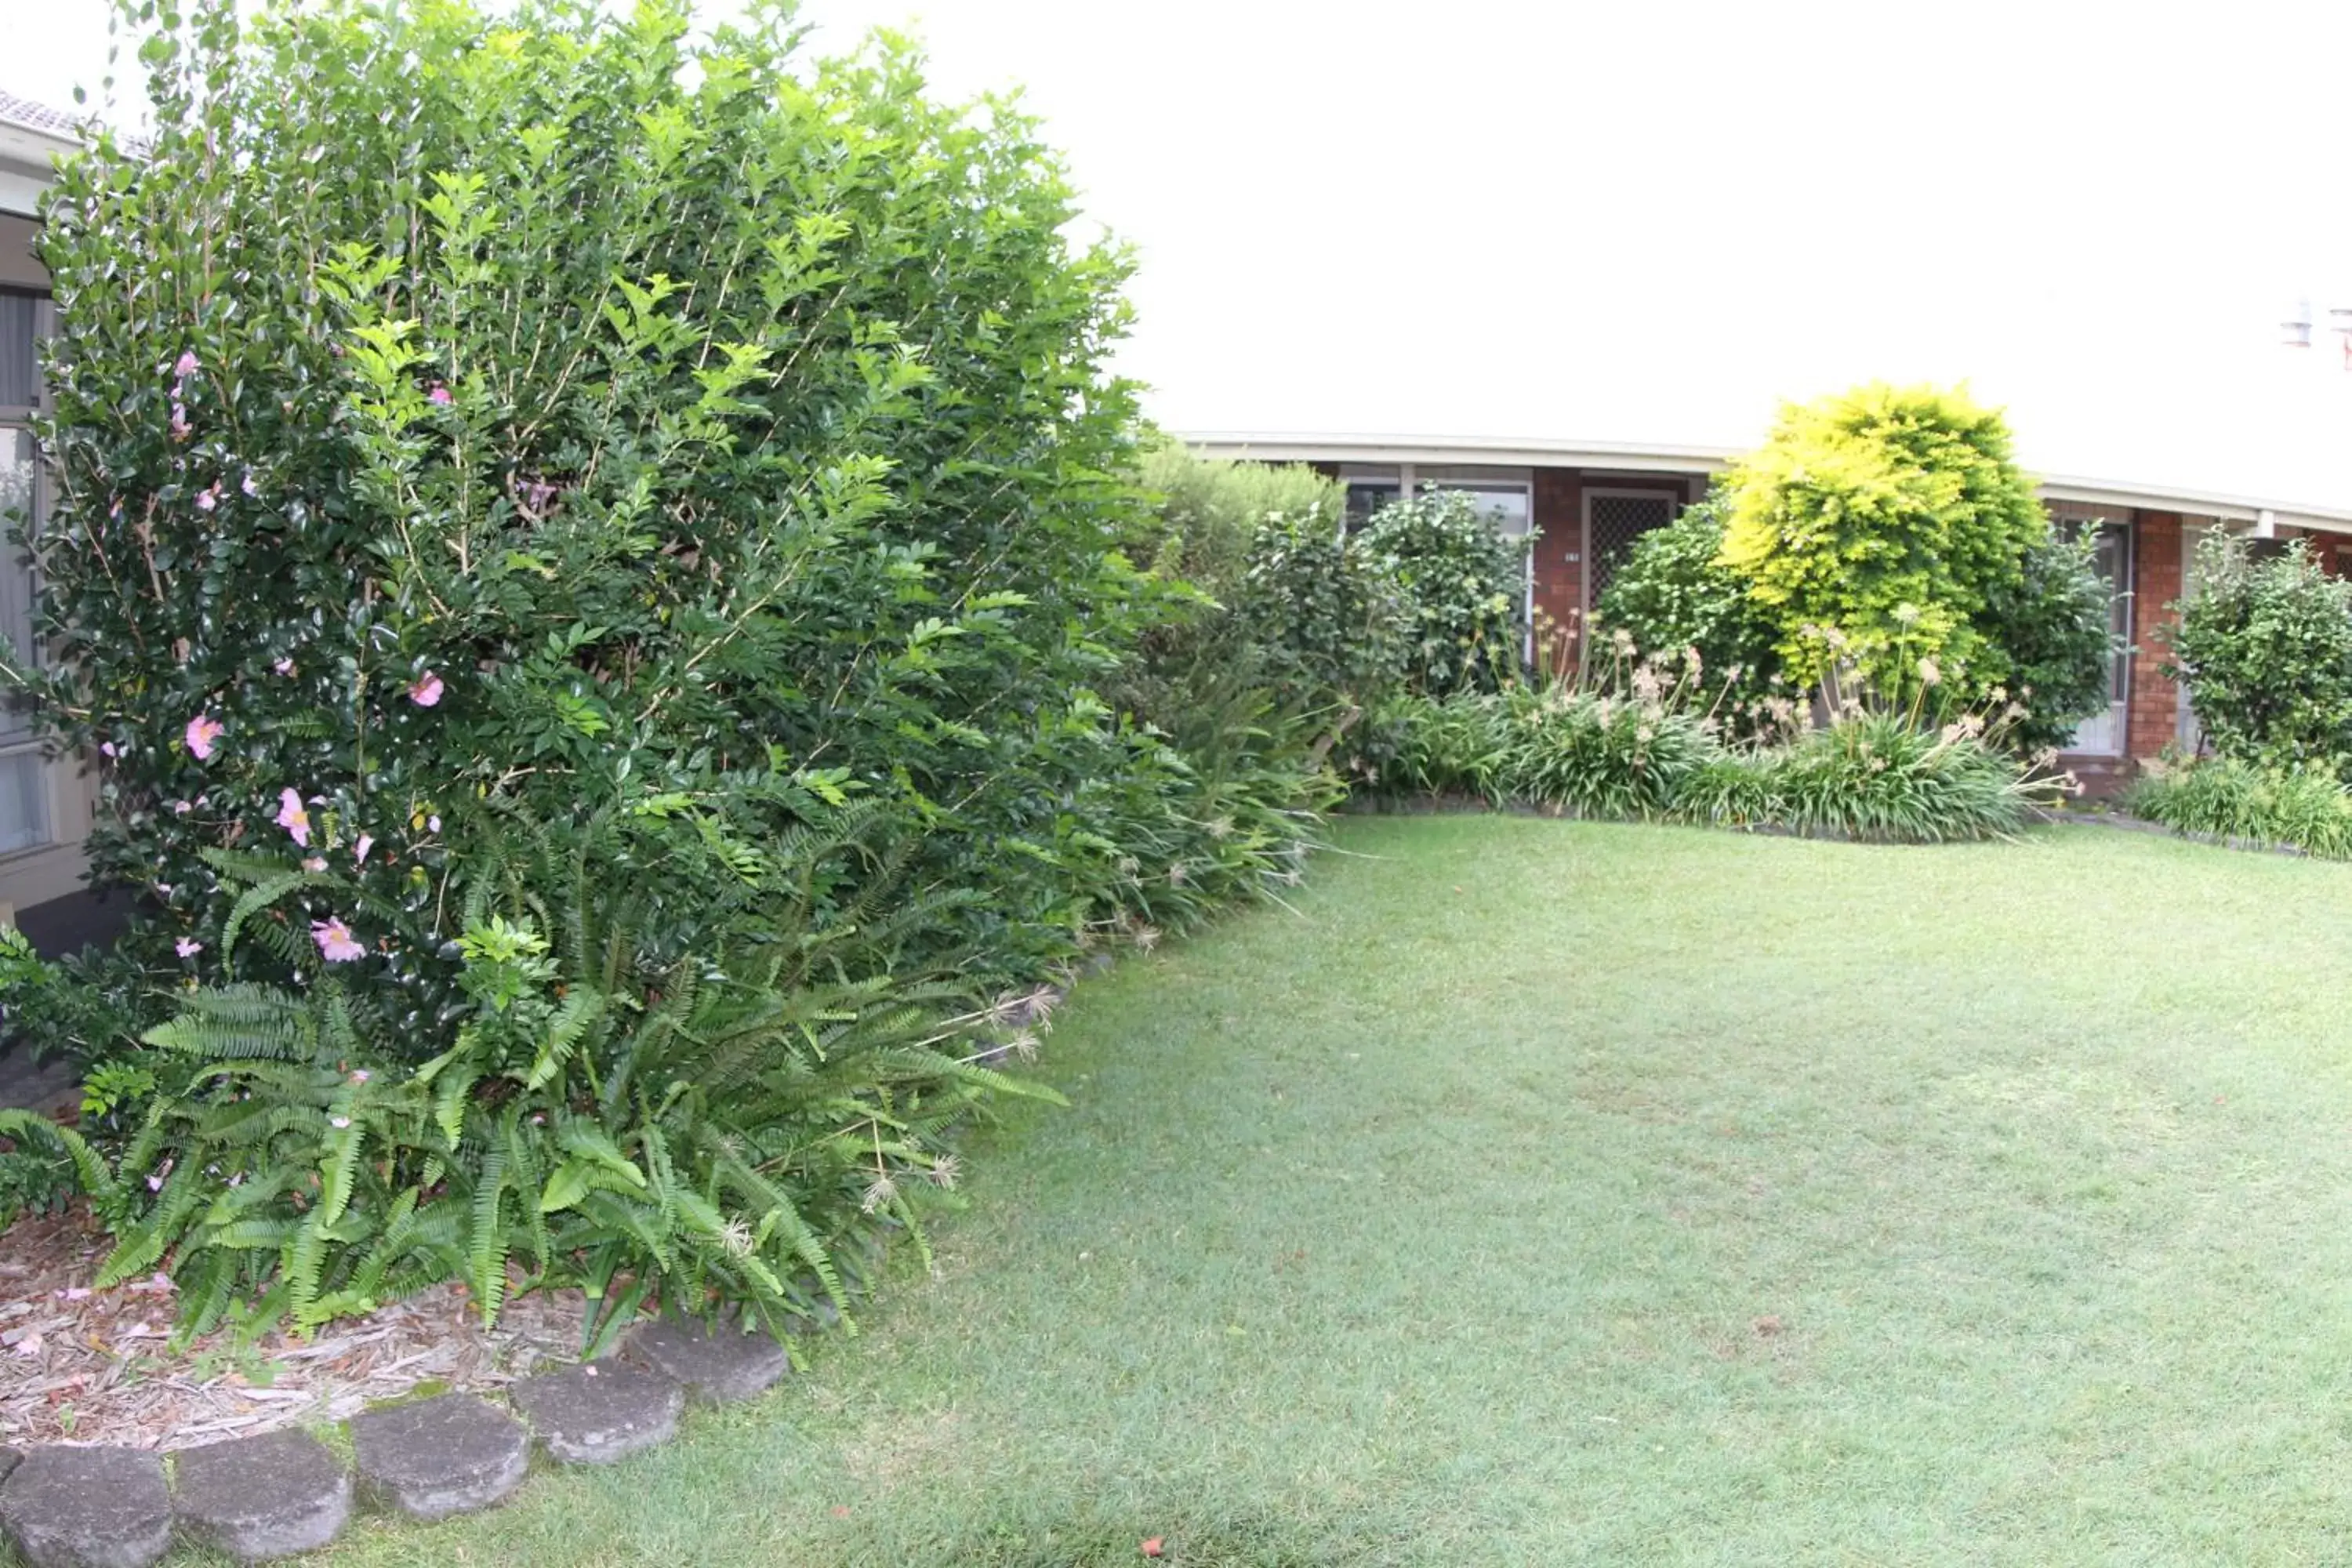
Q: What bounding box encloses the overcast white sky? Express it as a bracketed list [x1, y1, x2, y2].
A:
[13, 0, 2352, 507]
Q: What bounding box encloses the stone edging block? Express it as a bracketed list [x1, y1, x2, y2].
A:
[628, 1316, 793, 1403]
[349, 1392, 530, 1523]
[510, 1362, 684, 1465]
[0, 1445, 173, 1568]
[171, 1427, 353, 1563]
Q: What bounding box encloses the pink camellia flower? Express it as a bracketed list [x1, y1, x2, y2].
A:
[275, 786, 311, 847]
[170, 403, 191, 441]
[354, 833, 375, 866]
[174, 350, 198, 378]
[311, 918, 364, 962]
[194, 485, 219, 514]
[428, 383, 452, 405]
[241, 472, 259, 498]
[302, 856, 326, 873]
[408, 671, 444, 708]
[169, 800, 191, 816]
[100, 741, 118, 759]
[174, 938, 201, 958]
[184, 714, 223, 760]
[272, 655, 295, 676]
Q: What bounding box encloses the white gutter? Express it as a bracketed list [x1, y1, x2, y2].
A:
[1184, 430, 1735, 477]
[0, 116, 83, 219]
[1179, 430, 2352, 536]
[0, 167, 46, 219]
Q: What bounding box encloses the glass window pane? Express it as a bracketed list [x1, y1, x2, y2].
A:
[1345, 481, 1399, 528]
[1431, 485, 1530, 536]
[0, 429, 38, 742]
[0, 750, 49, 855]
[0, 295, 34, 410]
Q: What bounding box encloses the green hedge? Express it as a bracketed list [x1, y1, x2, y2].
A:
[0, 0, 1326, 1344]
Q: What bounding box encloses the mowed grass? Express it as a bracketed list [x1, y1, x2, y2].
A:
[283, 817, 2352, 1566]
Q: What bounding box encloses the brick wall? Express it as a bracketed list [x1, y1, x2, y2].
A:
[2125, 510, 2183, 761]
[1531, 469, 1584, 669]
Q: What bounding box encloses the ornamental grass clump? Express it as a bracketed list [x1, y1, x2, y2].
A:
[2127, 757, 2352, 859]
[1497, 641, 1721, 818]
[1357, 632, 2057, 844]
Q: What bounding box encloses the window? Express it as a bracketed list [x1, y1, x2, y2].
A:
[1425, 480, 1531, 537]
[1343, 480, 1399, 528]
[0, 289, 50, 852]
[2054, 510, 2132, 757]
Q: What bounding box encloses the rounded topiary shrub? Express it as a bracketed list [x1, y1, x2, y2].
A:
[1721, 383, 2059, 699]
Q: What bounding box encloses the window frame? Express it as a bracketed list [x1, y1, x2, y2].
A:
[0, 285, 55, 855]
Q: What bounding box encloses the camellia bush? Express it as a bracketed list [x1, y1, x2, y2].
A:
[2160, 534, 2352, 770]
[1120, 441, 1403, 751]
[1593, 492, 1788, 730]
[1359, 488, 1530, 698]
[0, 0, 1267, 1341]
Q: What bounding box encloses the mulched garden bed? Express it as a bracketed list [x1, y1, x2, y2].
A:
[1, 1206, 596, 1451]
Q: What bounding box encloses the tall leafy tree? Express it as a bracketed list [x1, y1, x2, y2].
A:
[24, 0, 1150, 1009]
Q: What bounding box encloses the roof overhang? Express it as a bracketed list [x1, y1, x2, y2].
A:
[1179, 430, 2352, 537]
[0, 120, 79, 219]
[1183, 430, 1734, 477]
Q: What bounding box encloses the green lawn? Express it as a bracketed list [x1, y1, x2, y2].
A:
[293, 816, 2352, 1566]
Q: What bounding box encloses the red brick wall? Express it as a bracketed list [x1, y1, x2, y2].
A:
[2126, 510, 2183, 761]
[1531, 469, 1584, 670]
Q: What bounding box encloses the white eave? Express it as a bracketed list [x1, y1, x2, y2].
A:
[0, 118, 81, 220]
[1183, 430, 1736, 477]
[1179, 430, 2352, 537]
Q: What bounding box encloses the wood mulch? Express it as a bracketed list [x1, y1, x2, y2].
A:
[0, 1205, 600, 1451]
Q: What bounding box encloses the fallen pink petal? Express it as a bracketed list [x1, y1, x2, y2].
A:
[354, 832, 375, 864]
[174, 938, 201, 958]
